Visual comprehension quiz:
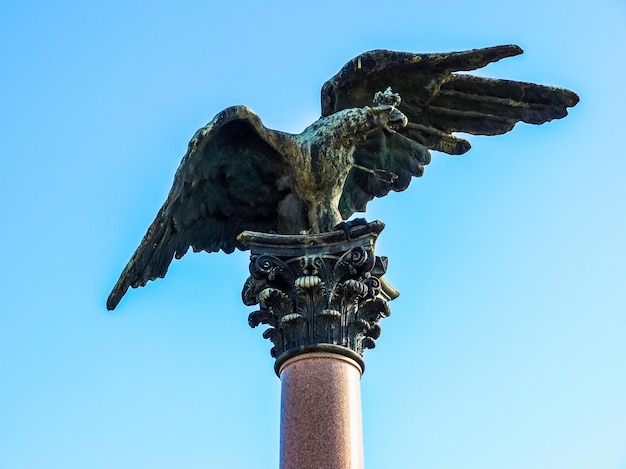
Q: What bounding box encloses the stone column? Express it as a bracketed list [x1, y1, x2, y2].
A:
[279, 352, 364, 469]
[239, 221, 397, 469]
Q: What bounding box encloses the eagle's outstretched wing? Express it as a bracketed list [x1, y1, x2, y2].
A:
[322, 45, 580, 217]
[107, 106, 289, 310]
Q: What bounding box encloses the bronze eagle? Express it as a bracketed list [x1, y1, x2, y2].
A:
[107, 44, 578, 310]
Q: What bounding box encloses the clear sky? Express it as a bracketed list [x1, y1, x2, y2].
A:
[1, 1, 625, 468]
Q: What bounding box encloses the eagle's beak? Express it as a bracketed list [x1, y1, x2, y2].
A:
[388, 108, 408, 129]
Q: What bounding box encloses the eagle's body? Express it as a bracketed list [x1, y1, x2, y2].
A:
[272, 99, 409, 233]
[107, 45, 578, 310]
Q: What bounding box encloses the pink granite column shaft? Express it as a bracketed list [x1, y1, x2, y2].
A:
[278, 352, 364, 469]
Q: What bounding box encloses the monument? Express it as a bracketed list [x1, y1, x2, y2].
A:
[107, 45, 578, 468]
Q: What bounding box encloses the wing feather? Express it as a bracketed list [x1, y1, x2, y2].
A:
[321, 45, 524, 116]
[107, 106, 290, 310]
[426, 75, 579, 133]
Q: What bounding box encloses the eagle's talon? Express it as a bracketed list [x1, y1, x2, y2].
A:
[334, 218, 369, 240]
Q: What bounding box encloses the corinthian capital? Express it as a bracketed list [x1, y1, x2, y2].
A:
[239, 221, 398, 374]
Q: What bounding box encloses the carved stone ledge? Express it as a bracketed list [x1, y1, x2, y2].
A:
[238, 221, 398, 374]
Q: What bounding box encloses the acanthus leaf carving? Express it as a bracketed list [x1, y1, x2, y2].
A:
[239, 221, 398, 368]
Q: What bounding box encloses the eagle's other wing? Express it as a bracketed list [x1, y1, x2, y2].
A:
[107, 106, 290, 310]
[321, 45, 579, 217]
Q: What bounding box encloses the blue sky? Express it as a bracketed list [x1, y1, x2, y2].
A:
[1, 1, 625, 468]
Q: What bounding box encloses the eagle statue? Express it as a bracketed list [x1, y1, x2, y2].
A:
[107, 44, 578, 310]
